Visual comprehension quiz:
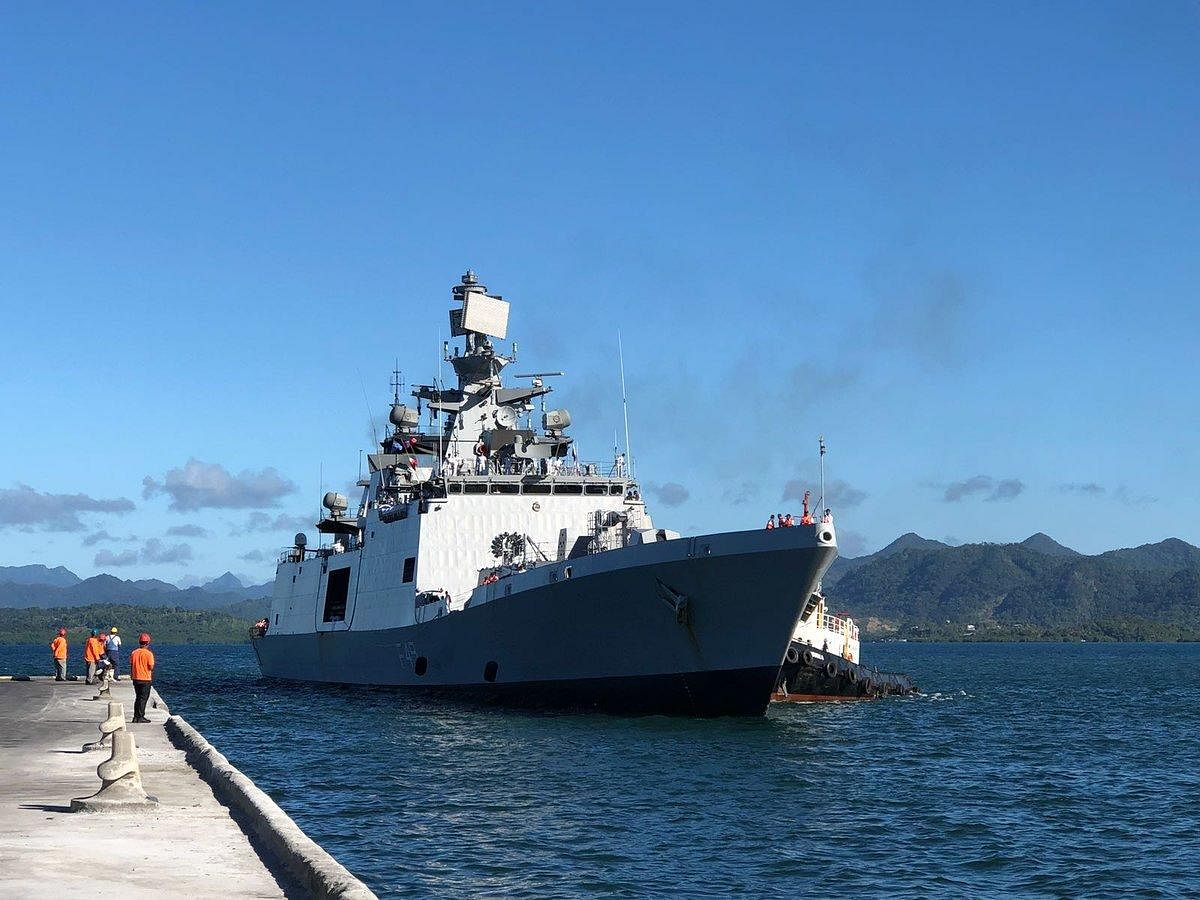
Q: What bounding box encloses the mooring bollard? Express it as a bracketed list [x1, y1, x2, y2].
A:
[71, 730, 158, 811]
[82, 701, 125, 752]
[92, 667, 113, 701]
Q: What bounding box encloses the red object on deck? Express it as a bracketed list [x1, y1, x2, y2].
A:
[800, 490, 813, 525]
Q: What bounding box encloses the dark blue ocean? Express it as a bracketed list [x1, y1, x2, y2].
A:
[4, 642, 1198, 898]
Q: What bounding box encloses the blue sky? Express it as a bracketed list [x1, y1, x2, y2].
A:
[1, 2, 1197, 583]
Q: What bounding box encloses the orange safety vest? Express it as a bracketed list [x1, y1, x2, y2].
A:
[50, 636, 67, 660]
[130, 647, 155, 682]
[84, 636, 102, 663]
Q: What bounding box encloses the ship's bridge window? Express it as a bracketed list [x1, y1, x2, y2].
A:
[608, 485, 623, 495]
[448, 483, 463, 494]
[554, 484, 583, 495]
[491, 483, 520, 495]
[523, 483, 551, 495]
[464, 483, 487, 494]
[585, 484, 607, 496]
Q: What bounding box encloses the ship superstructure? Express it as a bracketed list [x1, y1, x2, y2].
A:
[252, 272, 839, 716]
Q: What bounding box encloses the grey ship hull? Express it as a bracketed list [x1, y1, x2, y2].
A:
[253, 530, 835, 716]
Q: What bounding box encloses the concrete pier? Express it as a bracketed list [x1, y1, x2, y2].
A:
[0, 677, 373, 899]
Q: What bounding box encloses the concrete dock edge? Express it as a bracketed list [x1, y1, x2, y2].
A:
[165, 715, 377, 900]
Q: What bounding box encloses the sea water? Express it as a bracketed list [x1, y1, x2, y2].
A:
[3, 642, 1197, 897]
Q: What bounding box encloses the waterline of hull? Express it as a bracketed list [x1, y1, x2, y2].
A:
[255, 537, 836, 716]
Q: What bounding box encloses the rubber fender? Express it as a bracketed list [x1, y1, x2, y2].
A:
[846, 667, 859, 685]
[785, 646, 800, 665]
[824, 661, 838, 678]
[802, 649, 816, 668]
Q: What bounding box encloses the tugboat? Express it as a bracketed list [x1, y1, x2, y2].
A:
[251, 271, 839, 716]
[773, 590, 916, 701]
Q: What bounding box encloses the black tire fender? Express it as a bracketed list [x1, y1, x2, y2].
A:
[785, 646, 801, 665]
[846, 667, 860, 685]
[802, 649, 816, 668]
[824, 661, 838, 678]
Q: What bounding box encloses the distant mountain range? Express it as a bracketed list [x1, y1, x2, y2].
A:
[0, 564, 84, 588]
[824, 533, 1200, 638]
[0, 566, 272, 610]
[4, 534, 1199, 640]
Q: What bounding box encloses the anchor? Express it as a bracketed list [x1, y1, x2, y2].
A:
[655, 578, 692, 626]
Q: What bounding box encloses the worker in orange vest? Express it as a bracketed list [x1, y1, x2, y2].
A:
[83, 629, 103, 684]
[49, 629, 68, 681]
[129, 633, 156, 724]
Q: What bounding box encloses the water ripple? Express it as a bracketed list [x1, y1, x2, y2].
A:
[4, 641, 1199, 896]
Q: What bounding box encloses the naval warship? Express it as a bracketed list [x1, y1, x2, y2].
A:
[251, 271, 839, 716]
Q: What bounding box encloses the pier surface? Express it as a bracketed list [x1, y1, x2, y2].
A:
[0, 677, 288, 899]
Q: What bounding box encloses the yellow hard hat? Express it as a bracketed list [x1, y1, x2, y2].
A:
[110, 627, 118, 634]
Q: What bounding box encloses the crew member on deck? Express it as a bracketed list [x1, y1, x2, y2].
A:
[800, 490, 813, 525]
[766, 515, 776, 530]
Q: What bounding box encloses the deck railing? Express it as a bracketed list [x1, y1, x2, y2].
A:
[818, 613, 860, 641]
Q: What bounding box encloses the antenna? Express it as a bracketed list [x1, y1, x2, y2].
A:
[358, 369, 378, 448]
[436, 336, 445, 472]
[819, 435, 826, 511]
[390, 361, 403, 405]
[435, 376, 446, 472]
[618, 331, 633, 479]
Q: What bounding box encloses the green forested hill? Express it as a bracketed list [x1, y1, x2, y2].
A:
[827, 537, 1200, 640]
[0, 601, 266, 645]
[5, 536, 1197, 644]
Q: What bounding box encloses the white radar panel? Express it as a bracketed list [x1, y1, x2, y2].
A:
[461, 293, 510, 339]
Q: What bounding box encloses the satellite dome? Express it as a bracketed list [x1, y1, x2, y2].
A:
[543, 409, 572, 431]
[389, 404, 418, 429]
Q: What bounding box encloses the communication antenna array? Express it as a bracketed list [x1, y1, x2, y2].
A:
[618, 332, 633, 479]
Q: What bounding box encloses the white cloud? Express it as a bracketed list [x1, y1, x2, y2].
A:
[0, 484, 134, 532]
[143, 459, 296, 511]
[94, 549, 138, 567]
